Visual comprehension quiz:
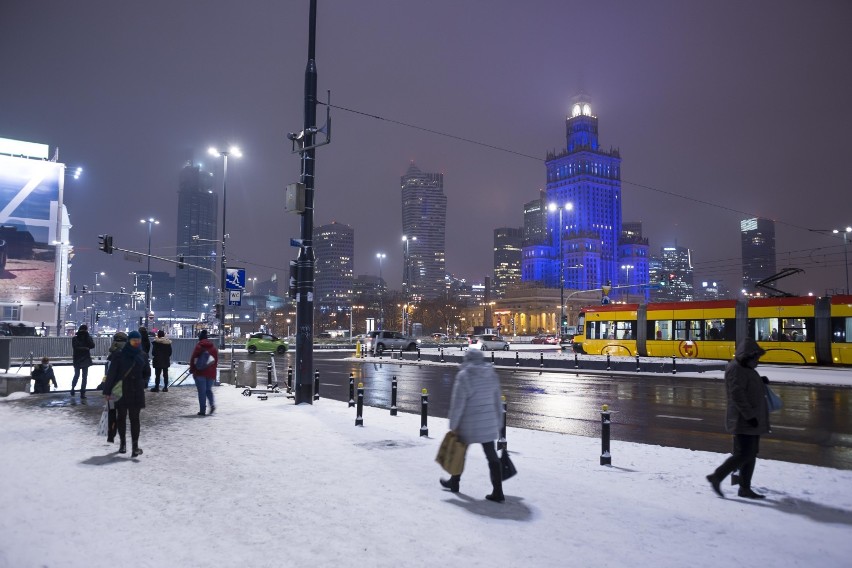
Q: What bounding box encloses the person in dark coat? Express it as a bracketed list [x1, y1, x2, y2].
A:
[102, 331, 128, 443]
[706, 337, 771, 499]
[71, 324, 95, 398]
[440, 348, 505, 502]
[189, 329, 219, 416]
[103, 330, 150, 456]
[150, 329, 173, 392]
[31, 357, 57, 394]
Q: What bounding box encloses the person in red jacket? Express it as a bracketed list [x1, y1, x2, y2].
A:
[189, 329, 219, 416]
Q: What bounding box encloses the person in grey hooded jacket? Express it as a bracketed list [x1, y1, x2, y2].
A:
[440, 348, 505, 502]
[706, 337, 771, 499]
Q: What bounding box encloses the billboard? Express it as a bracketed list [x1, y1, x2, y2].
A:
[0, 153, 63, 303]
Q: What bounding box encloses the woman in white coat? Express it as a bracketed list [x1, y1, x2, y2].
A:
[441, 348, 505, 502]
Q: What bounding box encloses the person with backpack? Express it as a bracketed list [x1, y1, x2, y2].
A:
[189, 330, 218, 416]
[150, 329, 173, 392]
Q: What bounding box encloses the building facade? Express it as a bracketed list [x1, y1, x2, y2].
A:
[493, 227, 523, 298]
[401, 162, 447, 301]
[656, 245, 694, 302]
[174, 162, 218, 314]
[313, 221, 354, 309]
[741, 217, 776, 293]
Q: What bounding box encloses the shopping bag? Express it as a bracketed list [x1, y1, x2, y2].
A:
[765, 385, 783, 412]
[500, 449, 517, 481]
[436, 431, 467, 476]
[96, 405, 109, 437]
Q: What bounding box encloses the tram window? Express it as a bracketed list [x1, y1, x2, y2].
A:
[616, 321, 634, 339]
[687, 320, 703, 341]
[705, 319, 724, 341]
[587, 320, 616, 340]
[780, 318, 809, 342]
[752, 318, 779, 341]
[722, 319, 737, 341]
[674, 320, 689, 341]
[831, 317, 851, 343]
[649, 320, 671, 340]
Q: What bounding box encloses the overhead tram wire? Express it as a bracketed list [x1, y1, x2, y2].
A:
[324, 102, 824, 236]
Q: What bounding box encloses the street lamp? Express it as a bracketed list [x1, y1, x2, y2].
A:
[376, 252, 386, 329]
[547, 201, 573, 338]
[833, 226, 851, 294]
[402, 235, 416, 333]
[139, 217, 159, 326]
[92, 271, 105, 332]
[208, 145, 242, 348]
[286, 318, 292, 338]
[621, 264, 634, 303]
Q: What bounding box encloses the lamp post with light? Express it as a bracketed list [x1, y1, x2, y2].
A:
[376, 252, 386, 329]
[139, 217, 159, 326]
[621, 264, 634, 303]
[402, 235, 416, 333]
[834, 226, 851, 294]
[547, 202, 573, 338]
[208, 145, 242, 349]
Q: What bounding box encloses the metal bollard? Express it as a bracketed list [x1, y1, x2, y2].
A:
[672, 356, 677, 375]
[606, 353, 611, 371]
[390, 376, 398, 416]
[440, 348, 444, 363]
[491, 351, 495, 364]
[419, 388, 429, 437]
[355, 382, 364, 426]
[348, 372, 355, 407]
[314, 369, 320, 401]
[287, 366, 293, 394]
[497, 396, 508, 451]
[540, 352, 544, 368]
[417, 348, 421, 362]
[515, 352, 519, 367]
[267, 363, 273, 388]
[600, 404, 612, 466]
[574, 352, 579, 369]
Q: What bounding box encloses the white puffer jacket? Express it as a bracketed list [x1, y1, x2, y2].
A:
[448, 349, 503, 444]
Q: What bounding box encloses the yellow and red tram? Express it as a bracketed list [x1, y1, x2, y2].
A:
[575, 295, 852, 365]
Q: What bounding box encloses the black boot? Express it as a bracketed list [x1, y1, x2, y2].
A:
[738, 487, 765, 499]
[440, 476, 460, 493]
[162, 386, 168, 392]
[486, 461, 504, 503]
[132, 445, 143, 458]
[118, 441, 126, 454]
[707, 474, 724, 498]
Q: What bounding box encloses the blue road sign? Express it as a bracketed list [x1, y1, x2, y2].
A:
[226, 268, 246, 291]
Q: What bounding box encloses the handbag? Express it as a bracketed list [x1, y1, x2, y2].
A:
[765, 384, 782, 412]
[96, 405, 109, 437]
[110, 364, 135, 402]
[500, 448, 517, 481]
[436, 431, 467, 476]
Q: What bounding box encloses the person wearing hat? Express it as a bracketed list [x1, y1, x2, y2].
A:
[31, 357, 58, 394]
[189, 329, 219, 416]
[103, 330, 151, 456]
[706, 337, 771, 499]
[101, 331, 128, 443]
[71, 324, 95, 398]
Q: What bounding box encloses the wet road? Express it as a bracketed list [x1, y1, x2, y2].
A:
[257, 352, 852, 470]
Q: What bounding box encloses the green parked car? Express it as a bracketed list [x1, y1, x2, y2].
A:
[246, 333, 288, 354]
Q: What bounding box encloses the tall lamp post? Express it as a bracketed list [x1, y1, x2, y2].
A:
[208, 145, 242, 349]
[139, 218, 159, 327]
[92, 271, 105, 333]
[376, 252, 386, 330]
[547, 202, 573, 338]
[621, 264, 634, 303]
[402, 235, 416, 333]
[834, 226, 852, 294]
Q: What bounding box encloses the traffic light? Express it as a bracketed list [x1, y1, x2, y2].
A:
[82, 285, 88, 293]
[178, 255, 185, 269]
[98, 234, 114, 254]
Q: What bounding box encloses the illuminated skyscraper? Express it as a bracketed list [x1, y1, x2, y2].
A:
[313, 221, 354, 309]
[741, 217, 776, 293]
[493, 227, 523, 298]
[175, 162, 217, 313]
[401, 162, 447, 300]
[657, 245, 694, 302]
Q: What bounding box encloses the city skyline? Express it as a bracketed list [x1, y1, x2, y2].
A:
[1, 1, 850, 297]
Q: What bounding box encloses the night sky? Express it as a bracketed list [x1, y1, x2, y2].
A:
[1, 0, 850, 297]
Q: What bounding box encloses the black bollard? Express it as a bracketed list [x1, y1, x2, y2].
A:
[314, 369, 320, 401]
[515, 352, 519, 367]
[348, 372, 355, 407]
[540, 352, 544, 369]
[672, 356, 677, 375]
[419, 388, 429, 437]
[636, 354, 641, 373]
[574, 352, 579, 369]
[390, 376, 398, 416]
[491, 351, 495, 364]
[287, 366, 293, 394]
[606, 353, 611, 371]
[267, 363, 273, 388]
[600, 404, 612, 466]
[417, 348, 421, 362]
[440, 348, 444, 363]
[497, 396, 508, 451]
[355, 382, 364, 426]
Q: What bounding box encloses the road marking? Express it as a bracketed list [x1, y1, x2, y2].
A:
[772, 425, 806, 431]
[656, 415, 702, 421]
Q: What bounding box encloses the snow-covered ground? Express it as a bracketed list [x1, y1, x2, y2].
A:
[1, 377, 851, 568]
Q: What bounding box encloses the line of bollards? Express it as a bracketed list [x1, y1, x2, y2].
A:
[390, 375, 398, 416]
[491, 351, 495, 364]
[420, 388, 429, 437]
[575, 352, 579, 369]
[600, 404, 612, 465]
[355, 382, 364, 426]
[348, 372, 355, 407]
[314, 369, 320, 401]
[498, 395, 508, 451]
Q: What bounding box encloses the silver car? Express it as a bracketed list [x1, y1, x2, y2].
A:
[367, 330, 418, 355]
[469, 334, 510, 351]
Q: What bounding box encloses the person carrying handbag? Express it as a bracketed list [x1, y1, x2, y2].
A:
[103, 330, 150, 457]
[440, 348, 506, 503]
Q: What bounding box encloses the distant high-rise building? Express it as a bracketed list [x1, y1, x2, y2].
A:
[618, 221, 650, 302]
[741, 217, 777, 293]
[313, 221, 354, 309]
[493, 227, 523, 298]
[657, 246, 694, 302]
[401, 162, 447, 301]
[523, 191, 547, 246]
[175, 162, 217, 313]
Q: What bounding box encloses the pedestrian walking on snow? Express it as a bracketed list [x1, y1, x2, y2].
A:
[189, 330, 218, 416]
[150, 330, 172, 392]
[103, 330, 150, 457]
[102, 331, 128, 443]
[71, 324, 95, 398]
[440, 348, 505, 503]
[706, 337, 771, 499]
